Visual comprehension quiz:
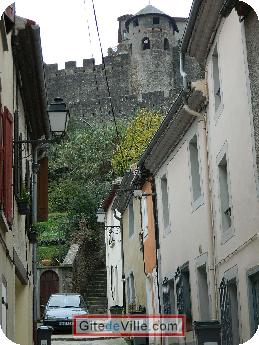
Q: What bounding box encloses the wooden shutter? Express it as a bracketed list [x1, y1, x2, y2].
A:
[3, 106, 13, 224]
[0, 108, 4, 205]
[37, 156, 48, 221]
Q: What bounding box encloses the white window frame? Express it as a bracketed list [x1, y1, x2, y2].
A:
[160, 174, 171, 235]
[188, 133, 204, 211]
[216, 142, 234, 244]
[141, 196, 148, 239]
[128, 198, 135, 239]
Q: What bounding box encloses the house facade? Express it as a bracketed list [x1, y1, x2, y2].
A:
[0, 7, 49, 345]
[113, 2, 259, 345]
[182, 1, 259, 343]
[114, 171, 147, 313]
[102, 181, 123, 311]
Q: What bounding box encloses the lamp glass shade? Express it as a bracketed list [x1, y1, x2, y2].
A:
[48, 111, 68, 135]
[47, 98, 69, 137]
[96, 208, 106, 223]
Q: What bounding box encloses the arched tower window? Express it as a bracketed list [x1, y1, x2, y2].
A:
[142, 37, 150, 50]
[164, 38, 170, 50]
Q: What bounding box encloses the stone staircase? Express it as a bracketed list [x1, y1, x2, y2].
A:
[84, 267, 108, 314]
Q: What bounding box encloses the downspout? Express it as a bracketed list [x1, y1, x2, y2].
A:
[32, 145, 39, 341]
[113, 209, 126, 311]
[180, 51, 188, 91]
[151, 176, 163, 344]
[182, 103, 218, 320]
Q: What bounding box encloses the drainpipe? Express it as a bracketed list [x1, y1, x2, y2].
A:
[32, 145, 39, 342]
[182, 104, 218, 320]
[150, 176, 164, 345]
[180, 51, 188, 91]
[113, 209, 126, 311]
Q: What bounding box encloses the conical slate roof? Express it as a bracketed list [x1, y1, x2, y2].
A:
[135, 4, 166, 16]
[125, 4, 178, 32]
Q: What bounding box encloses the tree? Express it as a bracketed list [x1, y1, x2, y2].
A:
[112, 108, 163, 175]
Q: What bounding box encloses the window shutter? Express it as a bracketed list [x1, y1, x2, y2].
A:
[37, 156, 48, 221]
[0, 109, 4, 205]
[3, 106, 13, 224]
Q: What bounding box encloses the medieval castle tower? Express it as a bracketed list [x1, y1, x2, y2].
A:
[45, 5, 198, 123]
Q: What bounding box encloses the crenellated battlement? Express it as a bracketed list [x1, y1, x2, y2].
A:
[45, 52, 130, 77]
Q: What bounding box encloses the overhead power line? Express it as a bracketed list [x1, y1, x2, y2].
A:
[90, 0, 127, 172]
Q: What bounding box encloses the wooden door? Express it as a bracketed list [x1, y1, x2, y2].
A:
[40, 270, 59, 316]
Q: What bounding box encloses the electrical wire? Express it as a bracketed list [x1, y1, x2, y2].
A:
[90, 0, 127, 173]
[84, 0, 104, 123]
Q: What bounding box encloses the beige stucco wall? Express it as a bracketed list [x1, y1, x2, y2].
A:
[122, 197, 146, 310]
[206, 9, 259, 343]
[0, 26, 33, 345]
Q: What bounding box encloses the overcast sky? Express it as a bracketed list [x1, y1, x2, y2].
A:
[14, 0, 192, 69]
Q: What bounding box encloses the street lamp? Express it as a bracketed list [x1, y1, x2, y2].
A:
[47, 97, 70, 138]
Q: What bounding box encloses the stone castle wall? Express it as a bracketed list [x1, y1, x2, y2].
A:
[45, 13, 202, 124]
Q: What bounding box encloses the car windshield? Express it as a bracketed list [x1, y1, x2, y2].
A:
[48, 295, 84, 308]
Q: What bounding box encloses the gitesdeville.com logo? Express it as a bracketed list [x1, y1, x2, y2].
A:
[73, 314, 186, 337]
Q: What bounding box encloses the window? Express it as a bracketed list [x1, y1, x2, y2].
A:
[133, 18, 139, 27]
[128, 198, 134, 238]
[197, 265, 210, 320]
[228, 279, 240, 345]
[164, 38, 169, 50]
[163, 280, 176, 314]
[14, 110, 23, 199]
[189, 135, 202, 203]
[176, 266, 192, 331]
[127, 272, 135, 304]
[122, 30, 127, 40]
[218, 154, 231, 232]
[141, 196, 148, 238]
[1, 279, 7, 335]
[142, 37, 150, 50]
[212, 45, 222, 111]
[153, 17, 160, 25]
[249, 271, 259, 336]
[0, 107, 13, 224]
[161, 175, 170, 231]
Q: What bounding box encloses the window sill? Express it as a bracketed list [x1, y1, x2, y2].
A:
[215, 102, 224, 124]
[221, 225, 235, 245]
[191, 195, 204, 213]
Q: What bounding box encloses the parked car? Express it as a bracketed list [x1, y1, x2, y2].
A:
[43, 293, 88, 332]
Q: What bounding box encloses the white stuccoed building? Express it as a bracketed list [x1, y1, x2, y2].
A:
[99, 180, 124, 312]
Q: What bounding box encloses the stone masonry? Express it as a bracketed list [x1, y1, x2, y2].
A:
[45, 5, 202, 124]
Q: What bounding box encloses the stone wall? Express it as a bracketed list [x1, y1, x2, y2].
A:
[44, 12, 202, 124]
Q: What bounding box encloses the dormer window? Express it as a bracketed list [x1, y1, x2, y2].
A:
[153, 17, 160, 25]
[142, 37, 150, 50]
[133, 18, 139, 27]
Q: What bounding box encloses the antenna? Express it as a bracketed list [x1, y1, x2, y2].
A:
[148, 0, 151, 4]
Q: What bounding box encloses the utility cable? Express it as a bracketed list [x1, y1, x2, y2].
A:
[90, 0, 128, 173]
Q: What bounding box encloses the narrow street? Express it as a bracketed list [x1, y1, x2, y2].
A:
[51, 335, 127, 345]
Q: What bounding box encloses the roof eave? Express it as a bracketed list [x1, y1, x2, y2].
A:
[181, 0, 238, 65]
[13, 21, 50, 140]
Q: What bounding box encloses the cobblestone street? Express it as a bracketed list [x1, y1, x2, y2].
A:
[51, 335, 128, 345]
